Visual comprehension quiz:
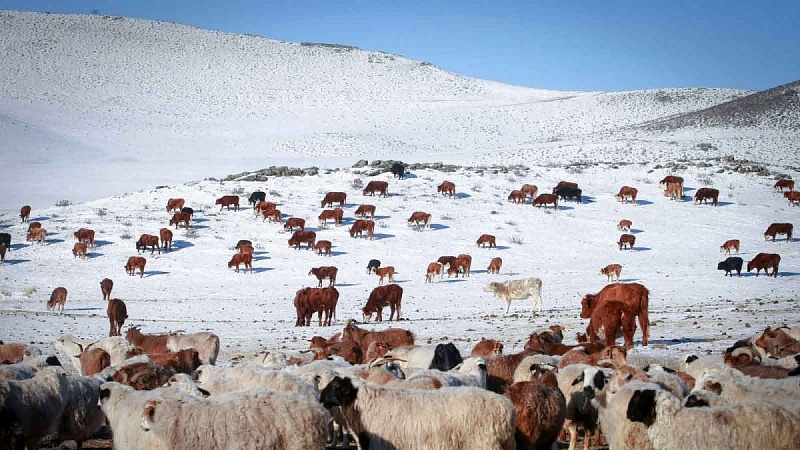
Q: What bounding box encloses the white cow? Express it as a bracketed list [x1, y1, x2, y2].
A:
[483, 277, 543, 315]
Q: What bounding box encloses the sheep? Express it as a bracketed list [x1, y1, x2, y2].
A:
[563, 366, 611, 450]
[505, 365, 566, 450]
[166, 331, 220, 365]
[0, 367, 65, 450]
[695, 365, 800, 404]
[55, 334, 136, 373]
[683, 388, 800, 417]
[320, 376, 517, 450]
[55, 373, 105, 450]
[681, 353, 725, 379]
[379, 343, 463, 371]
[642, 364, 690, 398]
[78, 347, 111, 376]
[404, 356, 488, 388]
[251, 350, 291, 368]
[557, 345, 627, 369]
[194, 363, 319, 399]
[139, 388, 330, 450]
[112, 360, 173, 390]
[471, 338, 504, 357]
[163, 373, 210, 398]
[512, 355, 561, 383]
[0, 343, 42, 364]
[486, 349, 542, 393]
[592, 380, 664, 450]
[0, 356, 62, 382]
[626, 387, 800, 450]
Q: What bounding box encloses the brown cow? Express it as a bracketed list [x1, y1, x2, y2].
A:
[425, 262, 443, 283]
[107, 298, 128, 337]
[720, 239, 740, 255]
[764, 223, 793, 241]
[255, 201, 277, 217]
[362, 284, 403, 321]
[407, 211, 431, 230]
[374, 266, 396, 284]
[694, 187, 719, 206]
[235, 239, 253, 251]
[774, 179, 795, 192]
[28, 227, 46, 244]
[587, 301, 637, 349]
[618, 233, 635, 250]
[437, 255, 458, 269]
[237, 244, 254, 256]
[447, 254, 472, 278]
[487, 257, 502, 274]
[521, 184, 538, 200]
[664, 182, 683, 201]
[72, 242, 88, 259]
[283, 217, 306, 232]
[747, 253, 780, 277]
[318, 209, 342, 227]
[309, 266, 337, 287]
[355, 204, 376, 220]
[552, 181, 578, 193]
[616, 186, 638, 204]
[294, 287, 339, 326]
[508, 190, 526, 204]
[581, 282, 650, 346]
[262, 208, 281, 223]
[27, 221, 42, 233]
[74, 228, 96, 247]
[125, 256, 147, 278]
[159, 228, 173, 251]
[169, 213, 191, 229]
[785, 191, 800, 207]
[476, 234, 496, 248]
[216, 195, 240, 211]
[600, 264, 622, 282]
[228, 252, 253, 273]
[363, 180, 389, 197]
[150, 348, 202, 375]
[659, 175, 684, 189]
[321, 191, 347, 208]
[0, 243, 7, 264]
[533, 194, 558, 210]
[617, 219, 632, 232]
[100, 278, 114, 301]
[340, 321, 414, 355]
[349, 219, 375, 239]
[47, 287, 68, 313]
[314, 240, 332, 257]
[437, 181, 456, 197]
[19, 205, 31, 222]
[166, 198, 185, 213]
[136, 234, 161, 255]
[288, 230, 316, 250]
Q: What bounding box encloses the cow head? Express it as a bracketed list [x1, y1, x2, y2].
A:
[362, 306, 375, 322]
[580, 294, 596, 318]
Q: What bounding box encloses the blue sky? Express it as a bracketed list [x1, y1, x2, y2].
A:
[2, 0, 798, 91]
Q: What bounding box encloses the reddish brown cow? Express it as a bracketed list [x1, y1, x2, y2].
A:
[262, 208, 281, 223]
[72, 242, 88, 259]
[74, 228, 96, 247]
[508, 190, 526, 204]
[374, 266, 396, 284]
[437, 255, 458, 269]
[616, 186, 638, 205]
[785, 191, 800, 206]
[487, 257, 503, 274]
[533, 193, 558, 210]
[237, 244, 254, 256]
[694, 187, 719, 206]
[309, 266, 337, 287]
[587, 301, 637, 349]
[747, 253, 781, 277]
[166, 198, 185, 213]
[107, 298, 128, 337]
[125, 256, 147, 278]
[321, 191, 347, 208]
[112, 361, 172, 390]
[720, 239, 740, 255]
[318, 209, 343, 227]
[150, 348, 202, 375]
[169, 213, 191, 229]
[659, 175, 684, 189]
[20, 205, 31, 222]
[255, 201, 277, 217]
[283, 217, 306, 232]
[407, 211, 431, 230]
[216, 195, 240, 211]
[294, 287, 339, 326]
[617, 219, 632, 231]
[28, 227, 47, 244]
[288, 230, 316, 250]
[552, 181, 578, 193]
[437, 181, 456, 197]
[47, 287, 68, 313]
[581, 282, 650, 346]
[314, 240, 332, 257]
[0, 243, 7, 264]
[618, 233, 636, 250]
[159, 228, 173, 251]
[447, 254, 472, 278]
[125, 326, 170, 355]
[471, 339, 503, 357]
[349, 219, 375, 239]
[27, 221, 42, 233]
[774, 179, 795, 192]
[228, 252, 253, 273]
[764, 223, 793, 241]
[100, 278, 114, 300]
[363, 180, 389, 197]
[362, 284, 403, 321]
[600, 264, 622, 282]
[521, 184, 538, 200]
[355, 204, 376, 220]
[235, 239, 253, 251]
[425, 262, 443, 283]
[476, 234, 496, 248]
[664, 182, 682, 201]
[136, 234, 161, 255]
[340, 321, 415, 355]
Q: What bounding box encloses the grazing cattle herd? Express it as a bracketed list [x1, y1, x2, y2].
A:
[0, 169, 797, 450]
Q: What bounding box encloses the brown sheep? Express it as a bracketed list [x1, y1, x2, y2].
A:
[79, 348, 111, 376]
[107, 298, 128, 337]
[587, 301, 638, 349]
[754, 327, 800, 357]
[112, 361, 173, 390]
[504, 368, 566, 450]
[485, 349, 540, 394]
[471, 339, 504, 357]
[47, 287, 67, 313]
[0, 343, 38, 364]
[149, 348, 202, 375]
[557, 345, 628, 369]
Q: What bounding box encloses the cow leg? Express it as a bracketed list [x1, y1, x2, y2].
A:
[505, 300, 511, 314]
[639, 313, 649, 346]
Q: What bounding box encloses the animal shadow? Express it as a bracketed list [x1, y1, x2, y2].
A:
[556, 205, 575, 211]
[428, 224, 449, 231]
[2, 259, 30, 265]
[631, 247, 652, 252]
[252, 256, 269, 262]
[493, 245, 511, 250]
[9, 243, 28, 250]
[443, 278, 467, 283]
[455, 193, 471, 199]
[371, 233, 395, 240]
[146, 271, 170, 277]
[634, 199, 653, 206]
[581, 196, 597, 204]
[190, 225, 210, 230]
[250, 268, 272, 274]
[716, 201, 734, 207]
[629, 229, 644, 234]
[47, 239, 66, 245]
[192, 217, 210, 223]
[85, 253, 104, 259]
[170, 240, 195, 251]
[0, 224, 10, 230]
[331, 283, 359, 287]
[30, 216, 51, 222]
[329, 251, 348, 257]
[69, 307, 103, 312]
[93, 240, 114, 247]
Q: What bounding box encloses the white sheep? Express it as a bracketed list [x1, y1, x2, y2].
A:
[512, 354, 560, 383]
[680, 353, 724, 379]
[626, 387, 800, 450]
[56, 374, 106, 450]
[592, 380, 665, 450]
[562, 366, 612, 450]
[85, 336, 136, 366]
[402, 356, 487, 388]
[643, 364, 690, 398]
[139, 388, 330, 450]
[320, 376, 516, 450]
[0, 367, 66, 450]
[696, 365, 800, 403]
[163, 373, 209, 398]
[684, 388, 800, 417]
[54, 334, 87, 374]
[0, 355, 62, 382]
[167, 331, 220, 365]
[194, 363, 319, 399]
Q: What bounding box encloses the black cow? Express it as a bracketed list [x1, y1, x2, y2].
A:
[366, 259, 381, 274]
[554, 187, 582, 203]
[180, 207, 194, 217]
[0, 233, 10, 249]
[429, 343, 463, 371]
[717, 257, 743, 277]
[391, 163, 406, 180]
[248, 191, 266, 207]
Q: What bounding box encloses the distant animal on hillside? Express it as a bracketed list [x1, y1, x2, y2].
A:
[72, 242, 88, 259]
[254, 201, 276, 217]
[747, 253, 780, 277]
[483, 277, 543, 315]
[314, 240, 332, 257]
[136, 234, 160, 255]
[554, 186, 582, 203]
[354, 204, 376, 220]
[407, 211, 431, 230]
[533, 193, 558, 210]
[366, 259, 381, 274]
[447, 254, 472, 278]
[100, 278, 114, 301]
[520, 184, 538, 200]
[581, 282, 649, 345]
[774, 179, 795, 192]
[718, 257, 743, 277]
[349, 219, 375, 239]
[437, 181, 456, 197]
[616, 186, 638, 204]
[363, 180, 389, 197]
[125, 256, 147, 278]
[248, 191, 266, 207]
[374, 266, 396, 284]
[28, 227, 46, 244]
[0, 243, 6, 264]
[47, 287, 68, 313]
[19, 205, 31, 222]
[617, 219, 632, 231]
[27, 221, 42, 233]
[618, 233, 636, 250]
[309, 266, 337, 287]
[508, 190, 526, 204]
[228, 252, 253, 273]
[425, 262, 443, 283]
[262, 208, 281, 223]
[720, 239, 739, 255]
[391, 163, 406, 179]
[764, 223, 793, 241]
[785, 191, 800, 206]
[74, 228, 96, 247]
[600, 264, 622, 282]
[0, 232, 10, 249]
[321, 191, 347, 208]
[362, 284, 403, 321]
[169, 213, 191, 229]
[159, 228, 173, 251]
[180, 206, 194, 217]
[216, 195, 240, 211]
[167, 198, 185, 212]
[694, 187, 719, 206]
[319, 208, 343, 227]
[283, 217, 306, 233]
[107, 298, 128, 337]
[552, 181, 578, 193]
[476, 234, 496, 248]
[288, 231, 316, 250]
[487, 257, 502, 274]
[664, 182, 682, 200]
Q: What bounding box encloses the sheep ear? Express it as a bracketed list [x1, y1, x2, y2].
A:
[198, 388, 211, 397]
[141, 400, 160, 431]
[626, 389, 657, 426]
[571, 373, 585, 386]
[685, 355, 699, 364]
